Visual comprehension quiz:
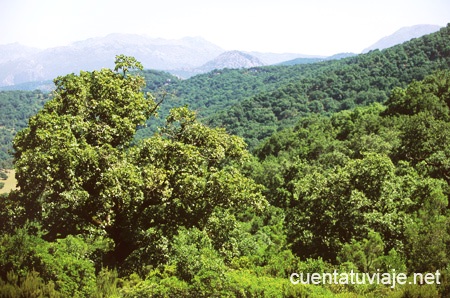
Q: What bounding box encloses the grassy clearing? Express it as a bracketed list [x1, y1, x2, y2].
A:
[0, 169, 17, 194]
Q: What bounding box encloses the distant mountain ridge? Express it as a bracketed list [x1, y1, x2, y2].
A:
[0, 34, 225, 86]
[0, 25, 443, 88]
[0, 34, 320, 87]
[0, 34, 323, 87]
[0, 43, 40, 64]
[198, 51, 265, 72]
[167, 51, 268, 79]
[363, 24, 442, 53]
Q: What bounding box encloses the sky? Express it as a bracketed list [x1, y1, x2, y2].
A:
[0, 0, 449, 56]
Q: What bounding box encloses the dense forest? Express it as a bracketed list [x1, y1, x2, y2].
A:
[134, 25, 450, 148]
[207, 25, 450, 147]
[0, 91, 48, 168]
[0, 25, 450, 297]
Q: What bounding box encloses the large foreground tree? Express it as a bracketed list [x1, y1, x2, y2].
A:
[12, 55, 265, 266]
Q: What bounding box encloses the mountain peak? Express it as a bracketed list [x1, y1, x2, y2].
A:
[199, 51, 265, 72]
[363, 24, 442, 53]
[0, 43, 40, 64]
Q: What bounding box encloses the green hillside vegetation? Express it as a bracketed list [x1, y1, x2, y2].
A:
[277, 57, 324, 66]
[252, 70, 450, 266]
[0, 24, 450, 297]
[135, 25, 450, 148]
[0, 90, 48, 168]
[2, 26, 450, 166]
[1, 50, 450, 296]
[137, 60, 344, 139]
[208, 25, 450, 147]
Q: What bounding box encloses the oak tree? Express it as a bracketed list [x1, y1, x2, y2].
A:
[13, 56, 265, 266]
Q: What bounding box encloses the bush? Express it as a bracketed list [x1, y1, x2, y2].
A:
[0, 172, 8, 180]
[0, 270, 60, 297]
[0, 228, 97, 297]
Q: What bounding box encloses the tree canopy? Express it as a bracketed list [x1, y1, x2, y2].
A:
[10, 55, 266, 269]
[2, 26, 450, 296]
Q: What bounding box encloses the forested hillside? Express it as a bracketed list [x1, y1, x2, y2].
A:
[2, 26, 449, 162]
[0, 90, 48, 168]
[207, 25, 450, 147]
[252, 71, 450, 266]
[0, 25, 450, 297]
[138, 63, 329, 138]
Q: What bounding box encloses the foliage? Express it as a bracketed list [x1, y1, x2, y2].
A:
[0, 90, 48, 168]
[0, 224, 98, 297]
[207, 25, 450, 147]
[0, 172, 8, 180]
[2, 27, 450, 296]
[250, 71, 450, 286]
[0, 270, 60, 298]
[7, 56, 267, 278]
[2, 25, 450, 166]
[12, 55, 155, 243]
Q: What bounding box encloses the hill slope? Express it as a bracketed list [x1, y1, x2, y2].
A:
[363, 24, 441, 53]
[3, 25, 450, 165]
[0, 90, 48, 168]
[206, 25, 450, 147]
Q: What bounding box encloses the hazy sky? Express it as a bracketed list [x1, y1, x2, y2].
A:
[1, 0, 449, 56]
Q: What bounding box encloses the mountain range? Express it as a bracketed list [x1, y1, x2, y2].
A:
[362, 24, 441, 53]
[0, 24, 442, 88]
